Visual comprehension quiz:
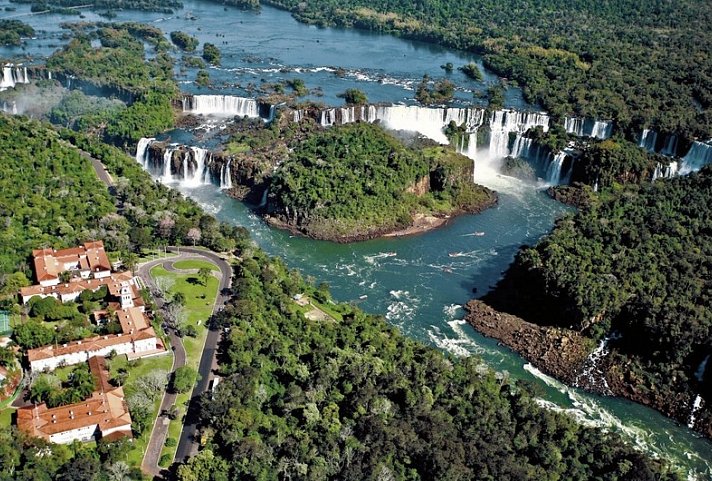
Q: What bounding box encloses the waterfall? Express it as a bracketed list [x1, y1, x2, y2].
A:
[574, 336, 613, 394]
[564, 117, 613, 140]
[220, 160, 233, 189]
[544, 152, 568, 185]
[487, 110, 550, 161]
[1, 101, 17, 115]
[639, 129, 658, 152]
[135, 138, 155, 170]
[455, 132, 479, 181]
[687, 395, 704, 429]
[652, 161, 679, 181]
[258, 188, 268, 208]
[0, 64, 29, 91]
[591, 121, 613, 140]
[303, 104, 487, 144]
[696, 355, 710, 382]
[679, 141, 712, 175]
[510, 135, 534, 159]
[660, 135, 678, 156]
[162, 148, 174, 183]
[183, 147, 209, 188]
[182, 95, 261, 117]
[564, 117, 585, 137]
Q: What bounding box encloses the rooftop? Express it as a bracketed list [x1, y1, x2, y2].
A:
[17, 356, 132, 440]
[31, 241, 111, 284]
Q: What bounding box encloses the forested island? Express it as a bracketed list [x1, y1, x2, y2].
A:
[265, 122, 496, 241]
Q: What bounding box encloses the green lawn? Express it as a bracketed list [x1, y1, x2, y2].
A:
[0, 408, 13, 428]
[108, 353, 173, 468]
[171, 259, 220, 272]
[136, 248, 175, 264]
[150, 264, 218, 464]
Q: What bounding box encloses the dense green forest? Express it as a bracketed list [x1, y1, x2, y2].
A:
[0, 20, 34, 46]
[265, 0, 711, 139]
[0, 114, 249, 289]
[47, 23, 177, 144]
[0, 115, 116, 276]
[267, 122, 495, 240]
[176, 249, 682, 481]
[484, 168, 712, 428]
[8, 0, 183, 13]
[0, 426, 142, 481]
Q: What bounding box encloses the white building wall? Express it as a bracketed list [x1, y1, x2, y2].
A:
[134, 338, 157, 353]
[48, 424, 98, 444]
[101, 424, 132, 438]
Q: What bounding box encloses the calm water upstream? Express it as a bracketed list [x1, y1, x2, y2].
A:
[1, 0, 710, 476]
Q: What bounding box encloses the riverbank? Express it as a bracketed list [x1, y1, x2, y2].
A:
[265, 190, 498, 243]
[464, 300, 712, 439]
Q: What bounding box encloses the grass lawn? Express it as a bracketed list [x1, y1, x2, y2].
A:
[52, 364, 76, 382]
[108, 353, 173, 468]
[150, 263, 218, 465]
[171, 259, 220, 272]
[0, 408, 13, 428]
[136, 248, 175, 264]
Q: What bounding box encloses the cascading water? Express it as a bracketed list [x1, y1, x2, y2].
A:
[544, 152, 569, 185]
[639, 129, 658, 152]
[1, 101, 17, 115]
[660, 135, 678, 157]
[487, 110, 550, 162]
[135, 137, 155, 170]
[162, 148, 174, 183]
[304, 104, 486, 144]
[564, 117, 585, 137]
[652, 161, 679, 181]
[591, 121, 613, 140]
[183, 147, 210, 188]
[564, 117, 613, 140]
[182, 95, 261, 117]
[679, 141, 712, 175]
[0, 65, 29, 91]
[220, 159, 233, 189]
[574, 336, 614, 395]
[510, 135, 534, 159]
[688, 395, 704, 429]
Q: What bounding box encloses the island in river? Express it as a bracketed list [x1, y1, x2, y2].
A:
[263, 121, 497, 242]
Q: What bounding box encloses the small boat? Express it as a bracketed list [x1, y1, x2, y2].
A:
[473, 231, 485, 237]
[449, 252, 465, 258]
[359, 295, 368, 299]
[383, 252, 397, 257]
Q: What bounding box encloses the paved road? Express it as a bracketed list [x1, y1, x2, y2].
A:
[137, 253, 187, 479]
[61, 139, 115, 189]
[138, 248, 232, 478]
[76, 143, 234, 474]
[174, 247, 233, 464]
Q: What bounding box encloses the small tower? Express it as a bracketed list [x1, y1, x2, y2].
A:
[120, 282, 133, 309]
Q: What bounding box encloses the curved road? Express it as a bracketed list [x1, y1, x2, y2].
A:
[138, 248, 232, 478]
[172, 247, 232, 464]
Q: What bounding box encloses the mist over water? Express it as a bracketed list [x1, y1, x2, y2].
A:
[3, 0, 711, 475]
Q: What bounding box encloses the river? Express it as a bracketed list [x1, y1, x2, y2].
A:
[1, 0, 710, 476]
